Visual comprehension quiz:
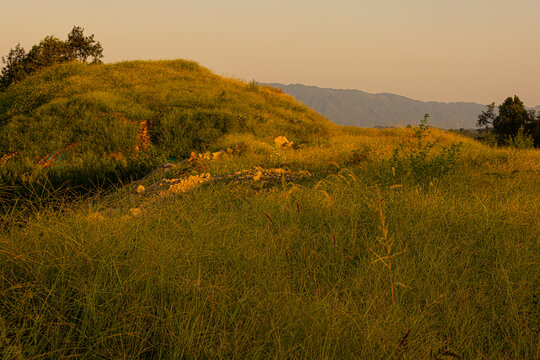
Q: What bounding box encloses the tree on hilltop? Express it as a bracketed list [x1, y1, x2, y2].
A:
[0, 44, 27, 90]
[66, 26, 104, 63]
[0, 26, 103, 91]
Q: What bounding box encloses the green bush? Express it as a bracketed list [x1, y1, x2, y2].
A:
[478, 129, 498, 147]
[151, 109, 247, 158]
[504, 126, 534, 149]
[348, 144, 373, 164]
[381, 115, 462, 185]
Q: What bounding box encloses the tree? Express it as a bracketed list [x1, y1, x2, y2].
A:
[477, 95, 539, 147]
[66, 26, 104, 63]
[0, 44, 27, 90]
[495, 96, 531, 137]
[0, 26, 103, 91]
[25, 36, 72, 72]
[529, 110, 540, 147]
[477, 102, 496, 129]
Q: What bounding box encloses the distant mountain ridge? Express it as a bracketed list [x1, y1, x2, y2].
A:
[265, 83, 489, 129]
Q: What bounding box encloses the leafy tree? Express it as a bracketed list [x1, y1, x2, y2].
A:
[477, 103, 496, 129]
[477, 95, 539, 147]
[67, 26, 104, 63]
[0, 26, 103, 91]
[0, 44, 27, 90]
[531, 111, 540, 146]
[25, 36, 72, 72]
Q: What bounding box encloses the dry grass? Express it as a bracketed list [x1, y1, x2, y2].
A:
[1, 126, 538, 358]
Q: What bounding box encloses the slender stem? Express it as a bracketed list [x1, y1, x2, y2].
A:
[378, 198, 394, 302]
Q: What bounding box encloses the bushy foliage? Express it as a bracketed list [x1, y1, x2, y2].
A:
[504, 126, 535, 149]
[348, 144, 373, 164]
[151, 109, 247, 156]
[0, 26, 103, 91]
[0, 152, 161, 207]
[477, 95, 540, 147]
[383, 115, 462, 185]
[477, 129, 498, 147]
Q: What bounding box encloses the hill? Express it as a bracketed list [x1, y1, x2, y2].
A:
[265, 83, 487, 129]
[0, 61, 334, 159]
[0, 61, 335, 190]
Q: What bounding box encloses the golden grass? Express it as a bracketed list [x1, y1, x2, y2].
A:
[0, 60, 539, 358]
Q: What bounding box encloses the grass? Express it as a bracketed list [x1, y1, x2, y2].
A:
[0, 60, 333, 159]
[1, 123, 539, 358]
[0, 60, 335, 201]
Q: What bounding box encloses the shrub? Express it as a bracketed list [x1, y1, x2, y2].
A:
[381, 115, 462, 185]
[151, 110, 247, 158]
[478, 130, 498, 147]
[0, 150, 162, 209]
[348, 144, 373, 164]
[504, 126, 534, 149]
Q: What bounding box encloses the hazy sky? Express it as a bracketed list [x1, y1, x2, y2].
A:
[1, 0, 539, 105]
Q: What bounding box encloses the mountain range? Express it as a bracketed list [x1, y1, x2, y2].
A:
[265, 83, 519, 129]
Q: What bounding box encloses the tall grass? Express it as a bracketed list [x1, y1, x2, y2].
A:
[1, 127, 538, 358]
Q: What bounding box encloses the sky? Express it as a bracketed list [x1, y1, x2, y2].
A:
[1, 0, 539, 106]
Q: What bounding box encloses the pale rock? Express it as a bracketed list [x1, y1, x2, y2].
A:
[274, 136, 293, 148]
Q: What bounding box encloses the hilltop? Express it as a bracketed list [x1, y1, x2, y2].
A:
[0, 60, 335, 190]
[265, 83, 487, 129]
[0, 61, 334, 159]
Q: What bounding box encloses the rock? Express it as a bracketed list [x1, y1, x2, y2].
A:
[274, 136, 293, 148]
[253, 171, 263, 181]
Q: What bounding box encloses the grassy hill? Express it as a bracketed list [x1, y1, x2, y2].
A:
[0, 61, 539, 359]
[0, 60, 334, 192]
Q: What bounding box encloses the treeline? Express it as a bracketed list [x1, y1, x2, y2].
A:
[476, 96, 540, 148]
[0, 26, 103, 91]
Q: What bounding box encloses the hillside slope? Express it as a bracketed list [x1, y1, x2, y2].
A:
[0, 61, 335, 160]
[265, 83, 487, 129]
[1, 120, 539, 358]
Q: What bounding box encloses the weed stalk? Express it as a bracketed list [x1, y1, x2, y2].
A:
[371, 198, 405, 303]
